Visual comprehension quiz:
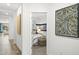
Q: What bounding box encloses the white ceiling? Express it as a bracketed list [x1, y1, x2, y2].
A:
[0, 3, 21, 16]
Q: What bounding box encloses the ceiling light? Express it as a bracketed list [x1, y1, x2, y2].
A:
[6, 3, 11, 6]
[6, 13, 8, 15]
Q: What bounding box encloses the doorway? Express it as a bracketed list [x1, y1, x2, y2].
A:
[32, 12, 47, 55]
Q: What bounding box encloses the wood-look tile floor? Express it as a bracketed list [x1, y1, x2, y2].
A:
[32, 46, 46, 55]
[0, 33, 17, 55]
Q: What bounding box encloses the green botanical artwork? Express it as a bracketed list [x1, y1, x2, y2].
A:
[55, 4, 79, 37]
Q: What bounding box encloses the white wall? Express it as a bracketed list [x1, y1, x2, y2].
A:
[22, 3, 79, 55]
[47, 3, 79, 55]
[15, 6, 22, 51]
[8, 7, 22, 51]
[8, 15, 16, 40]
[22, 4, 32, 55]
[0, 15, 9, 23]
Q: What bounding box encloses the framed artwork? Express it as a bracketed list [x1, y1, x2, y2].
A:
[16, 14, 21, 35]
[36, 24, 47, 31]
[55, 3, 79, 37]
[0, 23, 3, 33]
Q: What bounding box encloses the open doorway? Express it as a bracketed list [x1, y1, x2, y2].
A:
[32, 12, 47, 55]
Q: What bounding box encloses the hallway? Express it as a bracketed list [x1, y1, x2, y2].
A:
[0, 33, 17, 55]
